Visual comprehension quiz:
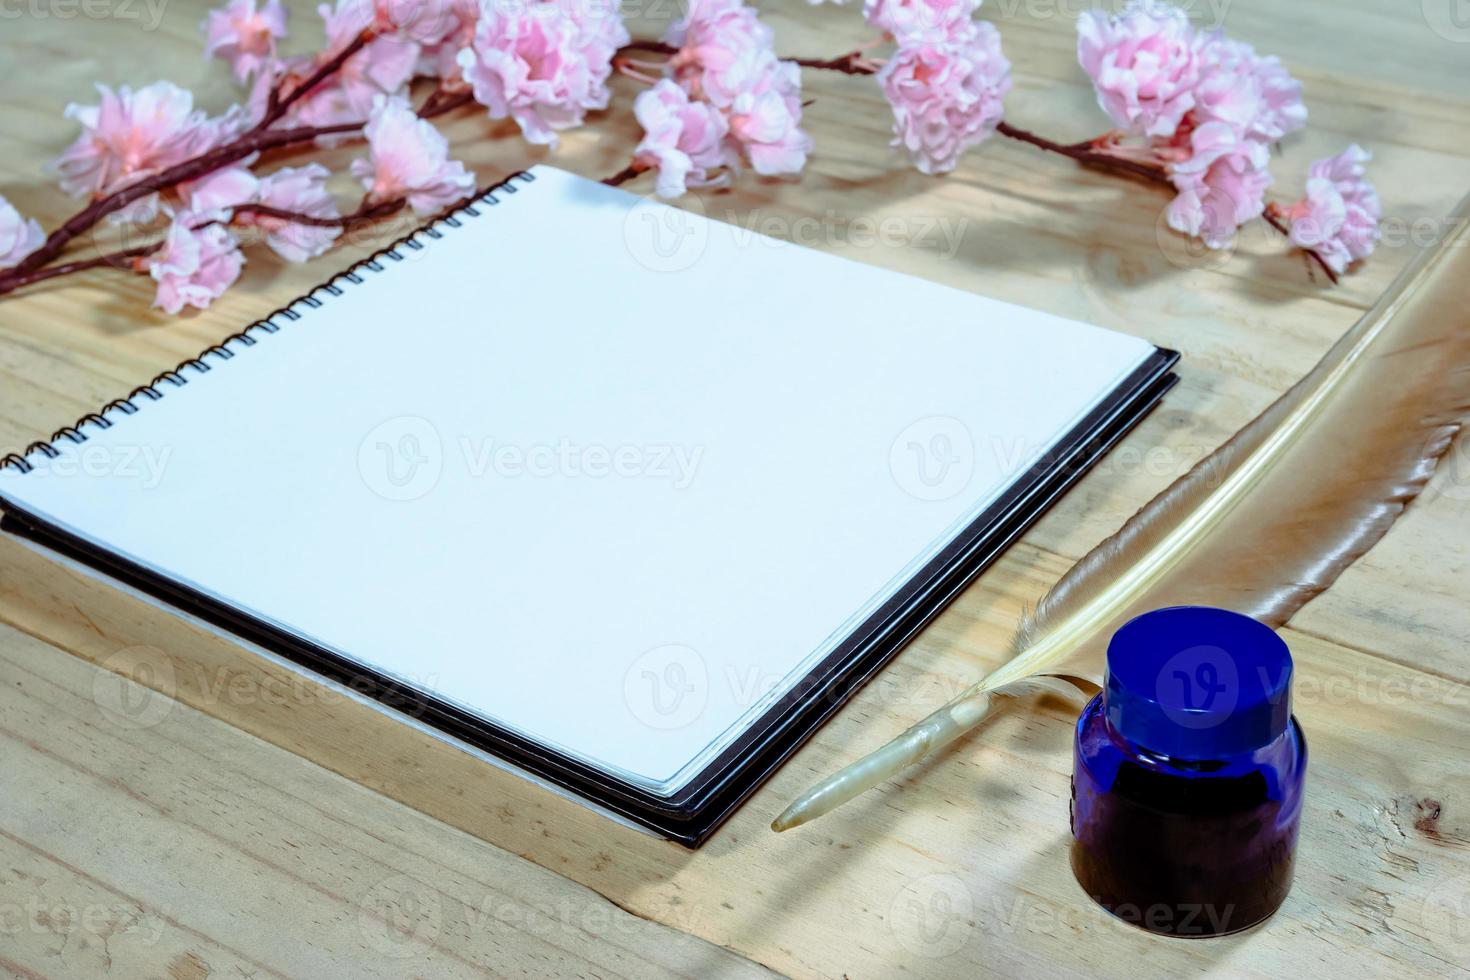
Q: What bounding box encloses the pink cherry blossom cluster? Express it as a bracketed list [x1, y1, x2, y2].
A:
[0, 0, 634, 311]
[52, 81, 243, 225]
[1077, 0, 1379, 269]
[624, 0, 812, 198]
[0, 0, 1384, 314]
[457, 0, 629, 147]
[875, 10, 1011, 176]
[1276, 145, 1380, 275]
[619, 0, 1004, 185]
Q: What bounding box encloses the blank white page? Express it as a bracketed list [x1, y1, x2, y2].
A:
[0, 165, 1153, 792]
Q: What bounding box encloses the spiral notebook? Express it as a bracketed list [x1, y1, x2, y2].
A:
[0, 165, 1177, 845]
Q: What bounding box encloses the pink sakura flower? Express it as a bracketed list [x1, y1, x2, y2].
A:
[290, 0, 420, 129]
[863, 0, 981, 45]
[1248, 53, 1307, 142]
[189, 164, 344, 262]
[370, 0, 464, 44]
[665, 0, 776, 106]
[146, 211, 244, 314]
[0, 196, 44, 270]
[633, 80, 731, 198]
[1165, 119, 1271, 249]
[879, 23, 1012, 175]
[251, 164, 344, 262]
[458, 0, 628, 147]
[1283, 144, 1379, 274]
[1077, 5, 1309, 250]
[184, 165, 261, 213]
[1079, 3, 1305, 151]
[723, 53, 812, 176]
[659, 2, 810, 178]
[203, 0, 289, 83]
[666, 0, 772, 52]
[1192, 34, 1305, 144]
[413, 0, 481, 80]
[53, 82, 220, 204]
[1077, 0, 1201, 139]
[351, 96, 476, 214]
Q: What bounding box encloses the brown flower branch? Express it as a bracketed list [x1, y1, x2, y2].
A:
[6, 194, 411, 296]
[232, 195, 407, 228]
[790, 51, 879, 74]
[617, 39, 679, 58]
[258, 28, 375, 130]
[417, 87, 474, 120]
[0, 28, 486, 300]
[603, 39, 1337, 283]
[993, 122, 1171, 184]
[617, 40, 881, 76]
[1262, 204, 1339, 285]
[602, 164, 645, 188]
[0, 119, 364, 294]
[0, 242, 163, 293]
[0, 27, 382, 291]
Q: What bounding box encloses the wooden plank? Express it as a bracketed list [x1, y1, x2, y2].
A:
[0, 621, 779, 980]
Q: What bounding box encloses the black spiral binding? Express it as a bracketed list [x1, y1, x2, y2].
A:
[0, 171, 537, 475]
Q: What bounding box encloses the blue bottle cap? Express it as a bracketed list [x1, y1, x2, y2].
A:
[1104, 606, 1292, 760]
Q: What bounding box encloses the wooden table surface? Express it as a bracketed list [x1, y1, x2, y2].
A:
[3, 1, 1469, 977]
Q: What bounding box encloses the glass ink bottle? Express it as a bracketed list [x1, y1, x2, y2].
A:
[1069, 606, 1307, 937]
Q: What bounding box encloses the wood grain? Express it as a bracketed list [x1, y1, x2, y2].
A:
[0, 619, 777, 979]
[2, 1, 1468, 977]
